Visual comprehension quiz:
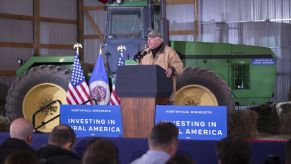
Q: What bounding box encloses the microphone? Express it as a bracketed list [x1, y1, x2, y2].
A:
[133, 50, 147, 62]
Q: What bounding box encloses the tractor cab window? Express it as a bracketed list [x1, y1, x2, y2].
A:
[108, 8, 143, 39]
[232, 64, 250, 89]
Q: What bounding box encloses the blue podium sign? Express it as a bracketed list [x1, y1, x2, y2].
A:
[60, 105, 123, 137]
[155, 105, 227, 140]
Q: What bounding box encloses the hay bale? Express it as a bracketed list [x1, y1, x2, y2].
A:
[276, 101, 291, 134]
[251, 104, 279, 134]
[0, 115, 10, 132]
[229, 109, 258, 138]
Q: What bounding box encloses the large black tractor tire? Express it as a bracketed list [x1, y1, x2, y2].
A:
[175, 67, 235, 135]
[5, 65, 71, 132]
[175, 67, 234, 110]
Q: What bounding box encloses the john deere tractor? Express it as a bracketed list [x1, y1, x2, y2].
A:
[5, 0, 276, 133]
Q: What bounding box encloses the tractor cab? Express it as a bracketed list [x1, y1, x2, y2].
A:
[103, 0, 164, 73]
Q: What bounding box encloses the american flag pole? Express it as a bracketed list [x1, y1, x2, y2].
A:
[66, 43, 91, 105]
[73, 43, 82, 55]
[99, 44, 102, 56]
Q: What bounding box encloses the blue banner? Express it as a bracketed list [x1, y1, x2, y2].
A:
[60, 105, 123, 137]
[155, 105, 227, 140]
[252, 58, 275, 65]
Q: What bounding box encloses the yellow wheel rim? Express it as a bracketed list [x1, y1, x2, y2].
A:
[174, 85, 218, 106]
[23, 83, 67, 133]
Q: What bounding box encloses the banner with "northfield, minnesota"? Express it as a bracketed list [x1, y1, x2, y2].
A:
[60, 105, 123, 137]
[155, 105, 227, 140]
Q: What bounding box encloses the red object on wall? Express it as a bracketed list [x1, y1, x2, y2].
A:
[98, 0, 108, 3]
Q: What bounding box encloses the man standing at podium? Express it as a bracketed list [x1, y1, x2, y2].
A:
[135, 29, 184, 103]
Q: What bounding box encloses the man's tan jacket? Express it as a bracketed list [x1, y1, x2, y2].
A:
[140, 43, 184, 102]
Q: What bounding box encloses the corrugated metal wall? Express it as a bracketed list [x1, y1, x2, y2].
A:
[40, 0, 77, 55]
[83, 0, 106, 64]
[0, 0, 33, 70]
[0, 0, 77, 70]
[168, 0, 291, 102]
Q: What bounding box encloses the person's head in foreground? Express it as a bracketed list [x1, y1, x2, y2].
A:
[216, 136, 251, 164]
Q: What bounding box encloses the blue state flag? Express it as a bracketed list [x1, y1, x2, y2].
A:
[89, 54, 110, 105]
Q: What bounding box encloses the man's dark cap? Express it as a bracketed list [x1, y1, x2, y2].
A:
[147, 29, 162, 38]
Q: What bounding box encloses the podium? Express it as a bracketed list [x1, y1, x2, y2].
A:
[116, 65, 173, 138]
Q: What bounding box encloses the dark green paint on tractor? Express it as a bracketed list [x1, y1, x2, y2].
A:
[171, 41, 276, 106]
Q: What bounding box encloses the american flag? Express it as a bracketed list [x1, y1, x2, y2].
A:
[117, 53, 125, 66]
[66, 53, 91, 105]
[109, 83, 120, 105]
[110, 53, 124, 105]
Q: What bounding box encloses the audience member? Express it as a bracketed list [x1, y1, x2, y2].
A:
[265, 154, 280, 164]
[285, 138, 291, 164]
[166, 154, 195, 164]
[4, 150, 38, 164]
[0, 118, 35, 164]
[216, 136, 251, 164]
[37, 124, 80, 164]
[82, 138, 118, 164]
[131, 122, 179, 164]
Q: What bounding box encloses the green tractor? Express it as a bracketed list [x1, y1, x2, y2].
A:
[5, 0, 276, 133]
